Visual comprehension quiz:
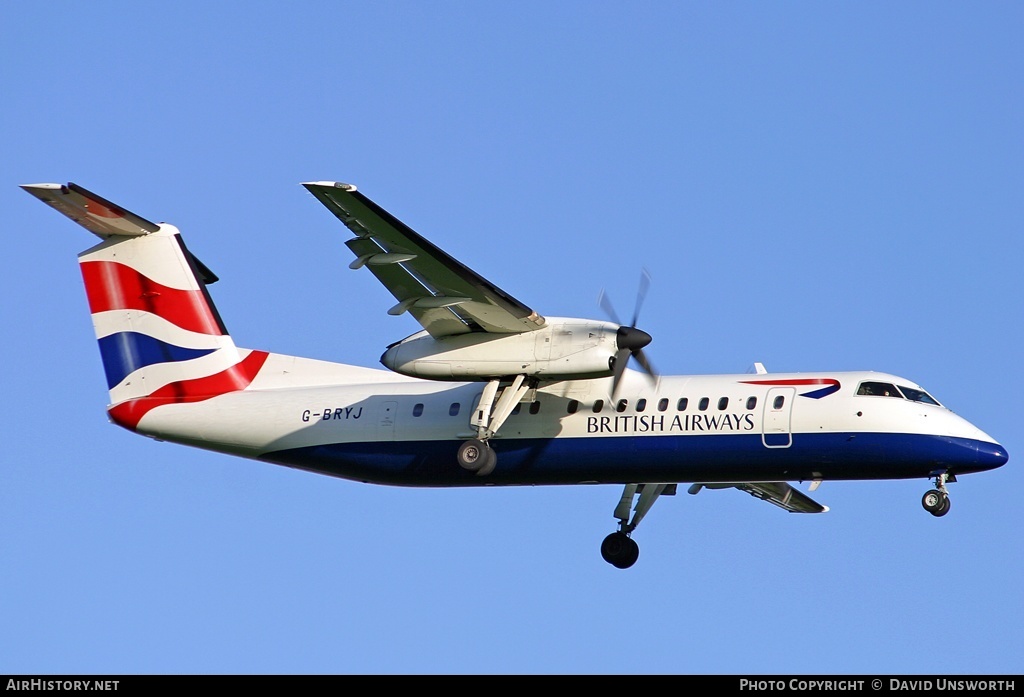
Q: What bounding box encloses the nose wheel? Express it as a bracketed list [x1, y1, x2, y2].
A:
[922, 472, 953, 517]
[922, 489, 951, 517]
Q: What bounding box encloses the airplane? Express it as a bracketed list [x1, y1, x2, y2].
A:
[22, 180, 1009, 569]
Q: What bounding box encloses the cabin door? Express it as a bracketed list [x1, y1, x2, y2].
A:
[762, 388, 794, 448]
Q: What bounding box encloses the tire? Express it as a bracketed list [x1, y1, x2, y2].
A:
[458, 439, 486, 471]
[922, 489, 945, 514]
[622, 536, 640, 568]
[601, 532, 639, 569]
[475, 446, 497, 476]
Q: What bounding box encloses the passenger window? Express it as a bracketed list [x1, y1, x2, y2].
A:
[636, 398, 647, 412]
[746, 397, 757, 410]
[616, 399, 628, 413]
[593, 399, 604, 413]
[677, 398, 688, 411]
[699, 397, 710, 411]
[449, 403, 460, 416]
[658, 398, 668, 412]
[567, 400, 579, 414]
[413, 403, 424, 417]
[717, 397, 729, 411]
[529, 401, 541, 415]
[512, 403, 522, 415]
[857, 381, 902, 398]
[773, 395, 785, 410]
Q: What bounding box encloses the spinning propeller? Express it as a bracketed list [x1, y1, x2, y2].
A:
[598, 269, 657, 398]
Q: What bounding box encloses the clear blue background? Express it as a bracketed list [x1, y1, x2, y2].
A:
[2, 2, 1021, 675]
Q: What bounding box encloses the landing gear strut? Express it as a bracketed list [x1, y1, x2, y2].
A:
[922, 471, 953, 517]
[456, 376, 531, 477]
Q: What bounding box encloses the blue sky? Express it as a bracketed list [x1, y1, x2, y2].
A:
[2, 2, 1022, 675]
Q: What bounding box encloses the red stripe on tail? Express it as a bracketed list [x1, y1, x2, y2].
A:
[81, 260, 223, 336]
[108, 350, 270, 431]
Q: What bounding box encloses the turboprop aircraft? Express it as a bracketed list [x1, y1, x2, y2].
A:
[22, 181, 1009, 568]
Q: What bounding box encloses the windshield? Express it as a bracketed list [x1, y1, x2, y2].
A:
[856, 381, 901, 398]
[856, 380, 942, 406]
[898, 385, 941, 406]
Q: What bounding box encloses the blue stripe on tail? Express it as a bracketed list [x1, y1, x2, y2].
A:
[98, 332, 217, 388]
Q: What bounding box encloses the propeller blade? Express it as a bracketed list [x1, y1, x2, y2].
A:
[601, 269, 658, 398]
[610, 347, 631, 398]
[633, 349, 658, 385]
[598, 289, 621, 326]
[631, 268, 651, 327]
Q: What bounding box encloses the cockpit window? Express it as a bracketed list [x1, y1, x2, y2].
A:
[898, 386, 941, 406]
[856, 381, 902, 398]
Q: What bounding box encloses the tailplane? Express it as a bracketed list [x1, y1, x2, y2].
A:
[22, 183, 268, 430]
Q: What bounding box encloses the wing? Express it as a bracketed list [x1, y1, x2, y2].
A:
[691, 482, 829, 513]
[734, 482, 829, 513]
[303, 182, 546, 339]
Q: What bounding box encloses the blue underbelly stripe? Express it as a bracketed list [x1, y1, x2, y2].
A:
[259, 432, 999, 487]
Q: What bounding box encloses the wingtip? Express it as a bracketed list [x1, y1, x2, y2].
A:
[20, 182, 63, 192]
[302, 181, 357, 192]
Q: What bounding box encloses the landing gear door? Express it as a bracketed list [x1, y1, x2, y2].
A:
[762, 387, 794, 448]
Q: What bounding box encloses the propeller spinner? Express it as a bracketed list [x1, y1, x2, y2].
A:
[598, 269, 658, 397]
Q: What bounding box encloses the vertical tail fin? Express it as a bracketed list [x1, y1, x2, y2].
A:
[22, 183, 267, 430]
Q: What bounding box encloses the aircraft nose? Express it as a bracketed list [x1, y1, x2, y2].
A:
[977, 442, 1009, 472]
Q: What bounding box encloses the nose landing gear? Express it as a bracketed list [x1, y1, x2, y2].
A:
[922, 471, 955, 517]
[922, 489, 951, 517]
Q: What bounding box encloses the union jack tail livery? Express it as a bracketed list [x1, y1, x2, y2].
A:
[22, 183, 268, 431]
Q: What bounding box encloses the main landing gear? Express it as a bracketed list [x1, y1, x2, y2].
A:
[457, 438, 496, 476]
[921, 471, 955, 517]
[457, 376, 532, 478]
[600, 482, 672, 569]
[601, 531, 639, 570]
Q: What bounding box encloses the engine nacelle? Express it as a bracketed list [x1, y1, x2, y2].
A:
[380, 318, 620, 381]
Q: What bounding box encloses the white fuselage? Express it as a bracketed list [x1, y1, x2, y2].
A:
[130, 353, 1006, 488]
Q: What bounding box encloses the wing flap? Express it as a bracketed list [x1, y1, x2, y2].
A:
[343, 235, 475, 336]
[304, 181, 545, 337]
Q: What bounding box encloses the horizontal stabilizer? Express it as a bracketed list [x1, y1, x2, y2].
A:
[21, 182, 160, 238]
